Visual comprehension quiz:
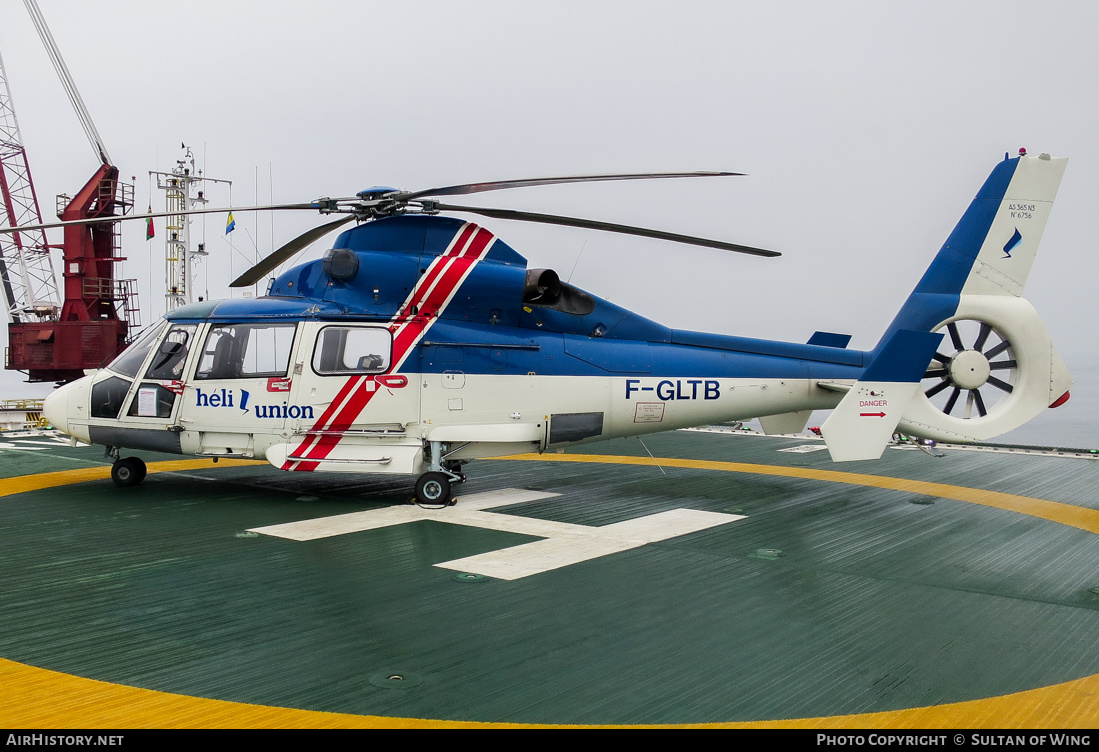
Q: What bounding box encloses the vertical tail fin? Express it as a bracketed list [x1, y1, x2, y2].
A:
[870, 153, 1071, 443]
[880, 152, 1067, 342]
[959, 153, 1066, 297]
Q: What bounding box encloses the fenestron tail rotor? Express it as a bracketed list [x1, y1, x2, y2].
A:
[921, 319, 1017, 419]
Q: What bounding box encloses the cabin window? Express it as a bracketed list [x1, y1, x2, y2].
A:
[312, 326, 392, 375]
[195, 323, 298, 380]
[126, 382, 177, 418]
[144, 324, 198, 380]
[106, 320, 167, 378]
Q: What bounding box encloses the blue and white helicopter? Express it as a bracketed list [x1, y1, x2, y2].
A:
[20, 152, 1073, 503]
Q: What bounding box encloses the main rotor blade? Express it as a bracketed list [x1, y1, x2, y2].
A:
[0, 202, 318, 234]
[230, 215, 357, 288]
[405, 171, 744, 200]
[433, 203, 780, 257]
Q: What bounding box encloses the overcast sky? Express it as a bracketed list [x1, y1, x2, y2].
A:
[2, 0, 1096, 443]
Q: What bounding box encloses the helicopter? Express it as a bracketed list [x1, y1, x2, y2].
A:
[5, 152, 1072, 504]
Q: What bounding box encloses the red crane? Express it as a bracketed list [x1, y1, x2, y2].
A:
[1, 0, 137, 383]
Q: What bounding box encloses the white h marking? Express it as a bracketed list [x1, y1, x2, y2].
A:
[249, 488, 746, 581]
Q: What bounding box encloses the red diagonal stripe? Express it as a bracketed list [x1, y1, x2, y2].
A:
[287, 377, 379, 470]
[408, 228, 495, 319]
[420, 257, 477, 316]
[284, 222, 495, 472]
[403, 225, 492, 316]
[402, 223, 476, 315]
[282, 374, 365, 467]
[297, 403, 378, 466]
[460, 226, 495, 258]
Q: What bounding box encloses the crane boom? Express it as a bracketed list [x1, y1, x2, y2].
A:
[23, 0, 110, 166]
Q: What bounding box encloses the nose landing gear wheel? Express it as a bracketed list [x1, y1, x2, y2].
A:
[111, 457, 147, 488]
[415, 471, 454, 507]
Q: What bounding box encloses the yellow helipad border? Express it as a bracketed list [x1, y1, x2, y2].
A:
[505, 453, 1099, 535]
[2, 454, 1098, 728]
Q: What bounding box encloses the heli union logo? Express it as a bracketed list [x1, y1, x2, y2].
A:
[194, 388, 314, 419]
[1003, 227, 1023, 258]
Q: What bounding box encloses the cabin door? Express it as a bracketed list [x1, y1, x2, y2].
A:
[183, 321, 300, 456]
[287, 322, 420, 437]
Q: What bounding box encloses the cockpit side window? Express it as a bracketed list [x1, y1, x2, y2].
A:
[144, 324, 197, 380]
[106, 320, 168, 378]
[312, 326, 392, 375]
[90, 376, 133, 419]
[195, 323, 297, 380]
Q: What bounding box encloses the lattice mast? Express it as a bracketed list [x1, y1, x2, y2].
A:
[0, 46, 61, 324]
[4, 0, 139, 382]
[152, 147, 230, 310]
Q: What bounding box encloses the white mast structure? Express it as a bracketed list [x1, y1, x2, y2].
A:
[151, 147, 230, 310]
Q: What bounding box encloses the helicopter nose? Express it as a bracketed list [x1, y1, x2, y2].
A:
[43, 382, 72, 433]
[44, 375, 92, 439]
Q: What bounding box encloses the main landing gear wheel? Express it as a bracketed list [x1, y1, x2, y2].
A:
[111, 457, 147, 488]
[415, 472, 454, 508]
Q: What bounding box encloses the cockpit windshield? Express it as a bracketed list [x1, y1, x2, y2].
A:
[105, 321, 168, 378]
[145, 324, 197, 381]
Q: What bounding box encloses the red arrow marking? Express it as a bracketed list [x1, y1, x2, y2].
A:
[860, 412, 887, 418]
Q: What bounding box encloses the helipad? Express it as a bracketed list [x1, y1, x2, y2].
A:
[1, 429, 1098, 728]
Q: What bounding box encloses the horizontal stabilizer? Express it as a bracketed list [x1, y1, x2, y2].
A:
[862, 329, 944, 382]
[807, 331, 852, 349]
[821, 330, 943, 461]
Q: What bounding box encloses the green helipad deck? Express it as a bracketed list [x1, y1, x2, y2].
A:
[1, 429, 1098, 728]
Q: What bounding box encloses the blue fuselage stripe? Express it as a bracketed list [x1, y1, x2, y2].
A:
[412, 323, 866, 380]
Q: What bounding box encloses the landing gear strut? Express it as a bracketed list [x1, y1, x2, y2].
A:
[414, 441, 466, 507]
[111, 456, 147, 488]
